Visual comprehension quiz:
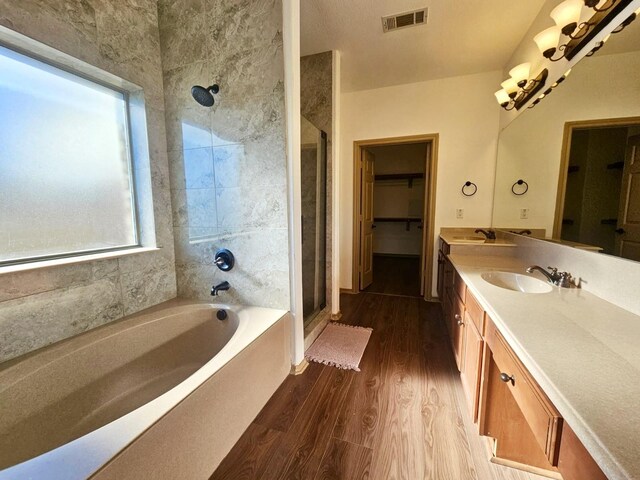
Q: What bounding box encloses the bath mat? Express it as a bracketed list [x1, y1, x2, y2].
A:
[305, 323, 373, 372]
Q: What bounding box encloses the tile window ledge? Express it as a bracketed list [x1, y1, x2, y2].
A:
[0, 247, 160, 276]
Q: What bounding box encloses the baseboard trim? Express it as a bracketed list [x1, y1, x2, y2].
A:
[290, 358, 309, 376]
[490, 455, 561, 479]
[330, 311, 342, 321]
[340, 288, 359, 295]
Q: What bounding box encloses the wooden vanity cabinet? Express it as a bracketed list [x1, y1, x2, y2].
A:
[436, 238, 451, 301]
[449, 269, 485, 424]
[460, 310, 483, 423]
[450, 294, 465, 371]
[480, 318, 562, 473]
[444, 261, 607, 478]
[557, 423, 606, 480]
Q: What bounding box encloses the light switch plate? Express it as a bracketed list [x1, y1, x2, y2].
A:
[520, 208, 529, 219]
[456, 208, 464, 219]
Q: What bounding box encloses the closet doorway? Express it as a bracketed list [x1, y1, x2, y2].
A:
[352, 135, 438, 299]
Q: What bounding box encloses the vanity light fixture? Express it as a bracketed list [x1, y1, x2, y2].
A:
[509, 63, 531, 88]
[499, 0, 634, 111]
[611, 5, 640, 31]
[534, 0, 634, 62]
[551, 68, 572, 87]
[551, 0, 586, 36]
[495, 68, 548, 111]
[584, 0, 617, 12]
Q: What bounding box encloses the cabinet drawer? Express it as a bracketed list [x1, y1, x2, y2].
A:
[465, 290, 485, 335]
[486, 322, 562, 465]
[454, 271, 466, 303]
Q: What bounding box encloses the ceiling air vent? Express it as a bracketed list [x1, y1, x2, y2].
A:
[382, 8, 428, 33]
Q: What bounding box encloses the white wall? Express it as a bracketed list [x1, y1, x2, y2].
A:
[492, 50, 640, 235]
[339, 71, 503, 295]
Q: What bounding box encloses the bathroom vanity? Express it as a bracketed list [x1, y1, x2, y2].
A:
[437, 233, 639, 480]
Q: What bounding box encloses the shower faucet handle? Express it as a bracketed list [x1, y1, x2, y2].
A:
[214, 249, 235, 271]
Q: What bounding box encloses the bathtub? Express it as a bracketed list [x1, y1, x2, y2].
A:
[0, 299, 291, 479]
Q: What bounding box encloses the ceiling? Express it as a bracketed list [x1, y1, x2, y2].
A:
[301, 0, 548, 92]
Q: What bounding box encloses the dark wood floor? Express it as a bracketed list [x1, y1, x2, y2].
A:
[363, 255, 421, 297]
[210, 293, 545, 480]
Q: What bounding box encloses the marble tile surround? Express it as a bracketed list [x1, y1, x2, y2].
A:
[158, 0, 290, 309]
[301, 51, 333, 312]
[0, 1, 177, 363]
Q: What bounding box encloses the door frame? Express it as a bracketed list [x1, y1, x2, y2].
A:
[553, 116, 640, 238]
[351, 134, 439, 300]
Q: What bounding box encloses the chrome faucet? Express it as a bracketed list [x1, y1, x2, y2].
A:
[526, 266, 573, 288]
[211, 281, 230, 296]
[475, 228, 496, 240]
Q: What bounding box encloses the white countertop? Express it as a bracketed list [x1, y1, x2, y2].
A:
[448, 254, 640, 480]
[440, 231, 516, 247]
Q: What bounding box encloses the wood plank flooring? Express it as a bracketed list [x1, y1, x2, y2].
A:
[210, 293, 547, 480]
[363, 255, 421, 297]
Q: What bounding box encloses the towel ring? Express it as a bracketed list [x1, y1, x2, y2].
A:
[462, 181, 477, 197]
[511, 179, 529, 196]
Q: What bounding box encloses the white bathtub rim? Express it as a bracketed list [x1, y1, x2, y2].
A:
[1, 302, 235, 388]
[0, 304, 287, 480]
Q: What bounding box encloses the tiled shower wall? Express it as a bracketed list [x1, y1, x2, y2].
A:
[158, 0, 290, 308]
[0, 1, 176, 362]
[300, 51, 333, 311]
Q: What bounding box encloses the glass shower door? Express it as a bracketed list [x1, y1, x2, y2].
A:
[301, 115, 327, 326]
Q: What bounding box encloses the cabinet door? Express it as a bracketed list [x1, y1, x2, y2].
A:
[557, 423, 606, 480]
[451, 296, 465, 372]
[479, 352, 557, 473]
[460, 314, 483, 423]
[437, 250, 445, 299]
[443, 258, 454, 302]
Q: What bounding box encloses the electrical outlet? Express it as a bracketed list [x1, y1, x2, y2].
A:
[456, 208, 464, 219]
[520, 208, 529, 219]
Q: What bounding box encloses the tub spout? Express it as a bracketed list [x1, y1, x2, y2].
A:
[211, 281, 230, 296]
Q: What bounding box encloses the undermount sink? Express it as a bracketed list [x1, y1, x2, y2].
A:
[452, 235, 486, 244]
[480, 272, 553, 294]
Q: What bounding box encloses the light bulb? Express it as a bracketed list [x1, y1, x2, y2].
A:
[534, 26, 561, 58]
[495, 89, 511, 105]
[500, 78, 519, 97]
[550, 0, 583, 35]
[509, 63, 531, 87]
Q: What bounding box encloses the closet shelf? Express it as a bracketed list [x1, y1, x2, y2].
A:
[606, 161, 624, 170]
[373, 217, 422, 231]
[375, 173, 424, 187]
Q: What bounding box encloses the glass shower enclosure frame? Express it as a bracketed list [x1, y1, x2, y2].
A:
[301, 115, 327, 327]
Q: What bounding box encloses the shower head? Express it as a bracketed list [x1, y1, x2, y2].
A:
[191, 84, 219, 107]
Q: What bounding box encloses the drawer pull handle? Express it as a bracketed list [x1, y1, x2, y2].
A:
[500, 372, 515, 385]
[454, 314, 463, 325]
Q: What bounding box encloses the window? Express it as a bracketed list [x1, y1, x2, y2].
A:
[0, 44, 139, 265]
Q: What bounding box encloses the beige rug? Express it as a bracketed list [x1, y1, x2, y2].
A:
[305, 323, 373, 372]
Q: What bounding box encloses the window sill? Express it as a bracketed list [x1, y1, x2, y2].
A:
[0, 247, 160, 276]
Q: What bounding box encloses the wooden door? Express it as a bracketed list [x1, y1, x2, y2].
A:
[616, 133, 640, 260]
[420, 142, 431, 297]
[359, 149, 375, 289]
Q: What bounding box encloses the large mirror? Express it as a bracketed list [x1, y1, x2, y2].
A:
[492, 18, 640, 261]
